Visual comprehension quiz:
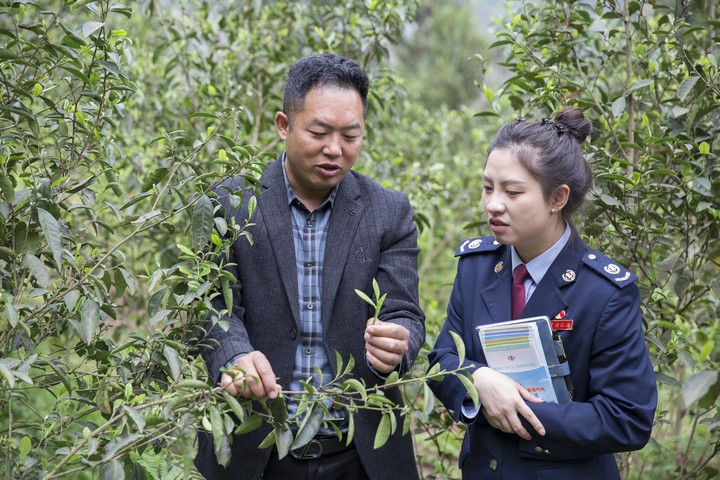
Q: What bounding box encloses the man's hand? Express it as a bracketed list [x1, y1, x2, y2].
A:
[220, 351, 281, 400]
[472, 367, 545, 440]
[364, 319, 409, 374]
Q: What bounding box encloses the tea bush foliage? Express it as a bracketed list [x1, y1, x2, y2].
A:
[0, 0, 717, 478]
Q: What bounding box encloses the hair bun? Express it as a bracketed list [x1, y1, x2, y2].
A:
[553, 106, 592, 143]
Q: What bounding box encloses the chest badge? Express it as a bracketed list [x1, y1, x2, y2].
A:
[468, 239, 482, 249]
[494, 261, 504, 273]
[562, 269, 576, 282]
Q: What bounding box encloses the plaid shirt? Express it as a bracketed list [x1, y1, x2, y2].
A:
[283, 157, 346, 433]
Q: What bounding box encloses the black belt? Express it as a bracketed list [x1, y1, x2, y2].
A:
[289, 436, 352, 460]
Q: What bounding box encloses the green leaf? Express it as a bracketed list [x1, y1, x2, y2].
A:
[698, 141, 710, 155]
[346, 411, 355, 446]
[626, 78, 653, 94]
[234, 413, 262, 436]
[354, 289, 374, 306]
[22, 254, 49, 287]
[163, 345, 182, 381]
[148, 288, 168, 317]
[221, 390, 246, 423]
[141, 167, 169, 192]
[79, 299, 100, 344]
[0, 172, 14, 202]
[291, 403, 325, 450]
[682, 371, 719, 408]
[176, 379, 211, 390]
[192, 194, 214, 248]
[81, 21, 105, 38]
[37, 208, 63, 268]
[275, 426, 293, 459]
[449, 330, 466, 366]
[209, 404, 226, 459]
[373, 413, 392, 449]
[120, 192, 153, 210]
[457, 372, 479, 408]
[99, 460, 125, 480]
[611, 96, 626, 117]
[5, 303, 18, 328]
[122, 405, 146, 433]
[18, 436, 31, 458]
[0, 359, 15, 389]
[269, 394, 289, 426]
[102, 433, 141, 462]
[99, 60, 119, 76]
[258, 428, 276, 449]
[678, 76, 700, 101]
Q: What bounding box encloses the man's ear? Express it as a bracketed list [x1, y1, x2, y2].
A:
[275, 111, 289, 140]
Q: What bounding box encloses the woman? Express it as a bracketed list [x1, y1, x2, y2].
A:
[427, 107, 657, 479]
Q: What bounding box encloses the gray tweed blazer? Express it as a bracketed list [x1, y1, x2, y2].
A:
[195, 156, 424, 480]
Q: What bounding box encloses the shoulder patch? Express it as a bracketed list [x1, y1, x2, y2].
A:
[455, 236, 502, 257]
[581, 250, 637, 288]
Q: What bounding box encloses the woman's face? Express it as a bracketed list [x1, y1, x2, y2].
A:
[482, 148, 566, 262]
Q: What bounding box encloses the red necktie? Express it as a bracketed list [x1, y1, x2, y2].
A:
[512, 264, 530, 320]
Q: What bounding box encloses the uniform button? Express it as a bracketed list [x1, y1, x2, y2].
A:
[305, 261, 314, 267]
[304, 347, 312, 355]
[588, 253, 597, 260]
[307, 304, 314, 310]
[489, 459, 497, 471]
[307, 222, 313, 227]
[289, 329, 297, 340]
[534, 446, 543, 453]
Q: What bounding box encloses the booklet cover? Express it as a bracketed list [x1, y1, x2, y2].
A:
[476, 316, 571, 404]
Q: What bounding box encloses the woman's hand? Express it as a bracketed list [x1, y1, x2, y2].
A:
[472, 367, 546, 440]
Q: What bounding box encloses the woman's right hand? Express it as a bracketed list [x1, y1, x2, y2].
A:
[472, 367, 546, 440]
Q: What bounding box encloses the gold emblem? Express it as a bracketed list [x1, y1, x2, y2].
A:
[562, 270, 576, 282]
[468, 239, 482, 249]
[494, 261, 504, 273]
[604, 263, 621, 275]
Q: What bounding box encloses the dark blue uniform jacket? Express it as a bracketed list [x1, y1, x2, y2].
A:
[428, 234, 657, 479]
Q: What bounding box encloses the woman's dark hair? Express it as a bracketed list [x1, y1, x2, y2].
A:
[283, 53, 369, 121]
[488, 106, 593, 216]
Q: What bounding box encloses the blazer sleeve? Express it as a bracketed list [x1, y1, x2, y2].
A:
[374, 190, 425, 374]
[521, 282, 657, 459]
[200, 179, 256, 383]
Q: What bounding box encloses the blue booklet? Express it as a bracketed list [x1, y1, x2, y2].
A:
[476, 316, 572, 404]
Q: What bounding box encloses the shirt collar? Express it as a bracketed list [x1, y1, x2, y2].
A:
[511, 222, 571, 284]
[280, 151, 339, 209]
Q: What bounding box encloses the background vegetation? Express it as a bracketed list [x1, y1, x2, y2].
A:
[1, 0, 718, 478]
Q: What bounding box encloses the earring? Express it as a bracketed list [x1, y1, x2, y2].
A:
[551, 208, 557, 213]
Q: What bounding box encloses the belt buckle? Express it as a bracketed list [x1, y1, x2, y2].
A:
[290, 438, 323, 460]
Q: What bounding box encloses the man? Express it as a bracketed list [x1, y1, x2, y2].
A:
[195, 53, 425, 480]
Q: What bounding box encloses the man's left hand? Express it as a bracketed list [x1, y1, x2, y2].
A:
[364, 319, 409, 374]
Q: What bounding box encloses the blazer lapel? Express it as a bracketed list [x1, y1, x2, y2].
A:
[322, 173, 364, 331]
[258, 159, 300, 326]
[480, 249, 513, 322]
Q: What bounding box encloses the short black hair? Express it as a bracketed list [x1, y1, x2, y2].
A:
[282, 53, 369, 121]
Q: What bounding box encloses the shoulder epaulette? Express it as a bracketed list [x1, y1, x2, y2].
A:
[455, 236, 502, 257]
[581, 250, 637, 288]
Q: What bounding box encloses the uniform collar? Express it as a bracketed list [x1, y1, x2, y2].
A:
[511, 222, 571, 285]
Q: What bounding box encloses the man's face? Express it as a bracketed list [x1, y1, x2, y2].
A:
[275, 86, 365, 208]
